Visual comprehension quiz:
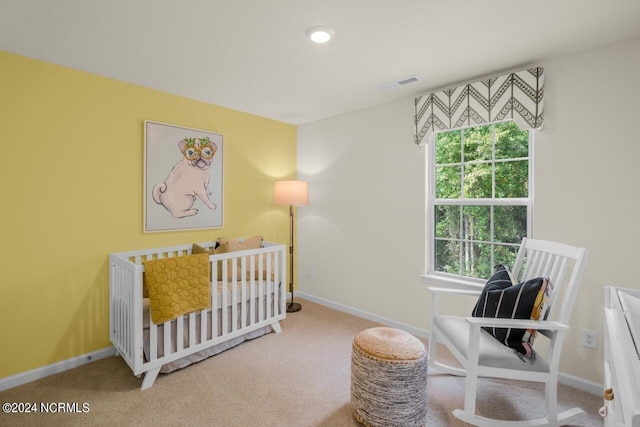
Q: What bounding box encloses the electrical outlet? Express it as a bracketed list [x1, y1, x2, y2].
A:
[305, 267, 312, 278]
[582, 329, 597, 349]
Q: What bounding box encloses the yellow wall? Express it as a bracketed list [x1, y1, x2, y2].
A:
[0, 51, 297, 378]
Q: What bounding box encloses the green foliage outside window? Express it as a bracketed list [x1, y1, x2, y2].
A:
[433, 121, 530, 279]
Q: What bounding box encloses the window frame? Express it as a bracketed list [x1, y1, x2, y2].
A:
[425, 121, 534, 282]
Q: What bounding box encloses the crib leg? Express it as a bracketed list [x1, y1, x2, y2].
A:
[140, 367, 161, 390]
[271, 322, 282, 334]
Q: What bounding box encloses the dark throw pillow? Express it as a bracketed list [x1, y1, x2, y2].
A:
[472, 265, 552, 357]
[472, 265, 514, 317]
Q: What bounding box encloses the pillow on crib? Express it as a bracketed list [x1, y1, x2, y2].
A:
[214, 236, 270, 281]
[216, 235, 263, 250]
[192, 243, 213, 281]
[192, 243, 213, 255]
[212, 242, 229, 281]
[472, 265, 553, 358]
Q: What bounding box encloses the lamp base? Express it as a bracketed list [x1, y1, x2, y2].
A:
[287, 302, 302, 313]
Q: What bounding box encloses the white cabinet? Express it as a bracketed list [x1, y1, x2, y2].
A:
[604, 286, 640, 427]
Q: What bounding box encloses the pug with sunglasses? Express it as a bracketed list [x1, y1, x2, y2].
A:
[152, 137, 218, 218]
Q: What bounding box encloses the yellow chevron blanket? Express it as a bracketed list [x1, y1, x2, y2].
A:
[143, 253, 211, 324]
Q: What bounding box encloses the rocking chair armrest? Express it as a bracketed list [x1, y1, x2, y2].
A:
[464, 317, 570, 331]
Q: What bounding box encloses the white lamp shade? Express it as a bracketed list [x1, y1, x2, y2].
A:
[273, 180, 309, 206]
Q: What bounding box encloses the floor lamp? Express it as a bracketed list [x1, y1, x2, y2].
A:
[273, 180, 308, 313]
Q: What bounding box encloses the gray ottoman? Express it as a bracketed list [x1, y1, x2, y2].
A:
[351, 327, 428, 427]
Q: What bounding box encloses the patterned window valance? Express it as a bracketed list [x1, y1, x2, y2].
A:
[414, 67, 544, 145]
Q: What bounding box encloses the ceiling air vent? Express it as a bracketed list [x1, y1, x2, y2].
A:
[378, 75, 420, 91]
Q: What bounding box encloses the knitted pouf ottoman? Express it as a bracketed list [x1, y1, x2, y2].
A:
[351, 327, 428, 427]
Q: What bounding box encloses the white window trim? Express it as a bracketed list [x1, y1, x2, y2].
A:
[420, 270, 486, 291]
[424, 123, 535, 281]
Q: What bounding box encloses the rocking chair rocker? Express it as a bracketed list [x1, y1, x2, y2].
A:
[426, 238, 590, 427]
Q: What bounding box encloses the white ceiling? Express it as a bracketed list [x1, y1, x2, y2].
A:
[2, 0, 640, 125]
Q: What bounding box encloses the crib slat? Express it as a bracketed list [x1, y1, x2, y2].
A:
[154, 253, 169, 359]
[125, 268, 132, 359]
[122, 269, 128, 356]
[200, 306, 207, 343]
[188, 312, 196, 347]
[241, 257, 245, 329]
[115, 265, 123, 353]
[222, 261, 229, 335]
[242, 257, 251, 329]
[164, 318, 171, 357]
[112, 264, 120, 348]
[231, 258, 239, 332]
[258, 253, 265, 322]
[249, 260, 256, 325]
[211, 276, 218, 338]
[275, 251, 282, 316]
[176, 316, 184, 352]
[266, 253, 272, 318]
[150, 321, 157, 361]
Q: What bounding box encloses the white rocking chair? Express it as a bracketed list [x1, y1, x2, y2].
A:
[426, 238, 590, 427]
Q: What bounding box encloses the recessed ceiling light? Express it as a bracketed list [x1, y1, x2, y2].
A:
[306, 26, 334, 44]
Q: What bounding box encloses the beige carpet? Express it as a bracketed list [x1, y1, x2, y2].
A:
[0, 299, 604, 426]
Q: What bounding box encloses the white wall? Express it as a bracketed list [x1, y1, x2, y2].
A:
[296, 99, 428, 328]
[297, 36, 640, 386]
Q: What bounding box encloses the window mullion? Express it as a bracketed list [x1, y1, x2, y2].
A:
[433, 198, 529, 206]
[460, 129, 465, 199]
[491, 124, 496, 200]
[459, 129, 465, 275]
[490, 124, 496, 268]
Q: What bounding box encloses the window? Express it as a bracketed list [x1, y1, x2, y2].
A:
[429, 121, 532, 280]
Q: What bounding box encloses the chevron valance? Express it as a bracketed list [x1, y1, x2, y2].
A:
[414, 67, 544, 145]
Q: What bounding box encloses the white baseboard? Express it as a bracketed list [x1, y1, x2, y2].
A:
[559, 371, 603, 396]
[0, 346, 116, 392]
[296, 291, 603, 396]
[296, 291, 430, 340]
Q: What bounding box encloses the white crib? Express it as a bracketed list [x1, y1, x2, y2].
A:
[109, 241, 286, 390]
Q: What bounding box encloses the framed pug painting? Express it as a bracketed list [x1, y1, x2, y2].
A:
[144, 121, 223, 232]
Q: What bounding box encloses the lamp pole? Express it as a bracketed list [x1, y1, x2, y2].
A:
[287, 204, 301, 312]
